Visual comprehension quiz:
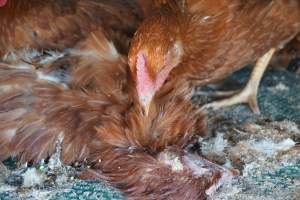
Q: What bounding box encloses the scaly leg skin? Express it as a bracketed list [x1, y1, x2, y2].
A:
[202, 48, 276, 114]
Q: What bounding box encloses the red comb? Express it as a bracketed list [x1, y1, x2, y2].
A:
[0, 0, 7, 7]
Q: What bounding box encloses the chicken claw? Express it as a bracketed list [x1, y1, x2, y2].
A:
[202, 48, 276, 114]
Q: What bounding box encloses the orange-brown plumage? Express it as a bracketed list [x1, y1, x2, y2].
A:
[129, 0, 300, 112]
[81, 148, 231, 200]
[0, 30, 234, 199]
[0, 0, 151, 56]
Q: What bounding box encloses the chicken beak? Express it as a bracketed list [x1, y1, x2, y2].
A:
[143, 102, 151, 116]
[140, 94, 153, 116]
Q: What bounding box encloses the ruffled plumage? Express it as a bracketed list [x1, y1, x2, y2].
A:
[0, 16, 234, 200]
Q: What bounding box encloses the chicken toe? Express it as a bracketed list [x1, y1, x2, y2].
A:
[202, 48, 276, 114]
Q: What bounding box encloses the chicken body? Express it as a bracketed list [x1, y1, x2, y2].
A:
[175, 0, 300, 84]
[0, 0, 150, 56]
[0, 27, 234, 200]
[129, 0, 300, 112]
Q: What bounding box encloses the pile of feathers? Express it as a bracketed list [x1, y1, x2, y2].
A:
[0, 0, 236, 199]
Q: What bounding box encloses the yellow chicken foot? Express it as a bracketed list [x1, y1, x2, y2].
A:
[202, 48, 276, 114]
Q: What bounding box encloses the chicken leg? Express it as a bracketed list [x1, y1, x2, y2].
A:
[202, 48, 276, 114]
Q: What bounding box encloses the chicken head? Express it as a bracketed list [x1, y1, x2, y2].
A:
[129, 8, 184, 114]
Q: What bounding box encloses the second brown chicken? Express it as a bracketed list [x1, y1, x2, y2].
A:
[129, 0, 300, 114]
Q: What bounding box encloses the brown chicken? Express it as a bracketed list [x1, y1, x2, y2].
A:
[0, 31, 235, 199]
[0, 0, 162, 57]
[128, 0, 300, 114]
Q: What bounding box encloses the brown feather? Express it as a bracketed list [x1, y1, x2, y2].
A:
[129, 0, 300, 95]
[0, 0, 146, 56]
[0, 19, 234, 200]
[0, 31, 130, 164]
[81, 148, 224, 200]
